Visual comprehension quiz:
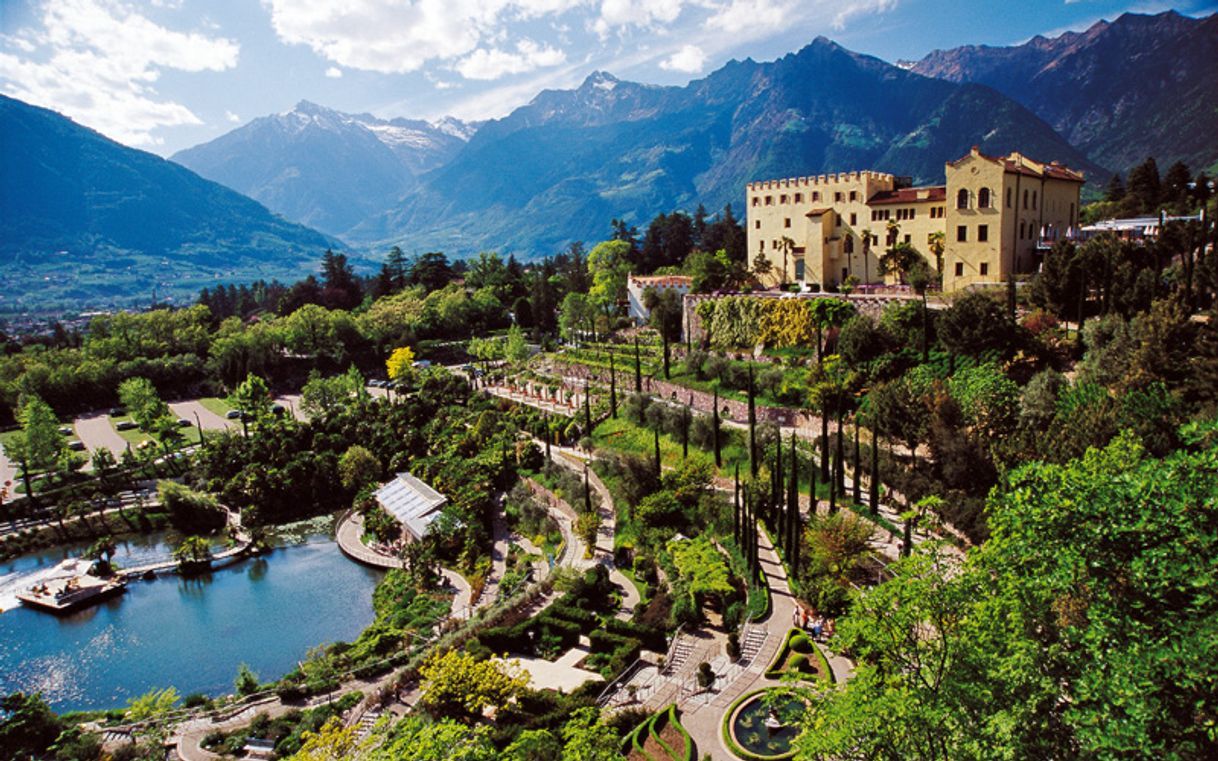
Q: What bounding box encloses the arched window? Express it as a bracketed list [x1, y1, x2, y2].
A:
[956, 188, 969, 209]
[978, 187, 990, 208]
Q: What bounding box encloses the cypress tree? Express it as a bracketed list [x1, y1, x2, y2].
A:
[773, 432, 783, 522]
[634, 337, 642, 393]
[748, 366, 758, 478]
[820, 400, 830, 481]
[609, 352, 617, 419]
[835, 408, 846, 493]
[584, 464, 592, 514]
[870, 426, 880, 515]
[809, 435, 819, 518]
[682, 396, 691, 460]
[544, 413, 552, 463]
[852, 417, 861, 505]
[653, 427, 662, 480]
[584, 381, 592, 434]
[786, 431, 798, 559]
[712, 386, 722, 468]
[733, 463, 741, 546]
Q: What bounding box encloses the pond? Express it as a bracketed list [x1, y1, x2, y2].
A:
[729, 689, 806, 759]
[0, 522, 383, 712]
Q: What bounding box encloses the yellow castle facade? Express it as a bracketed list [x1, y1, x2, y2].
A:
[746, 147, 1084, 292]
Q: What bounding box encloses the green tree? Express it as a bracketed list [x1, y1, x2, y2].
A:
[587, 239, 633, 322]
[339, 445, 381, 491]
[938, 292, 1017, 359]
[560, 707, 625, 761]
[418, 650, 528, 721]
[118, 377, 170, 432]
[173, 536, 213, 570]
[124, 687, 180, 721]
[3, 395, 64, 496]
[234, 663, 259, 696]
[0, 692, 66, 761]
[229, 373, 272, 436]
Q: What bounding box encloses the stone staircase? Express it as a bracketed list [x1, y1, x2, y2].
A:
[354, 709, 382, 742]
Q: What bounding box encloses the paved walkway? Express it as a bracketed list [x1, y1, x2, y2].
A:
[532, 440, 640, 619]
[335, 511, 475, 620]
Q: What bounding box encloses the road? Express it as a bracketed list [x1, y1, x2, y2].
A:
[73, 413, 129, 460]
[168, 401, 236, 433]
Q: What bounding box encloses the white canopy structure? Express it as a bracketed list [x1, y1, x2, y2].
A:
[374, 472, 447, 541]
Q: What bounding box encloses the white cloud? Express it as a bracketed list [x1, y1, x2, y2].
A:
[225, 110, 241, 123]
[455, 38, 567, 80]
[264, 0, 584, 74]
[591, 0, 688, 37]
[705, 0, 897, 35]
[659, 43, 705, 72]
[0, 0, 238, 147]
[324, 65, 343, 77]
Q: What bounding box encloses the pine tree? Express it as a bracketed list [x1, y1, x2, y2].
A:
[545, 413, 552, 463]
[682, 396, 691, 460]
[810, 435, 819, 519]
[712, 386, 722, 468]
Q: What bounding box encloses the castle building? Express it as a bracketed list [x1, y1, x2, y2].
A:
[746, 147, 1084, 292]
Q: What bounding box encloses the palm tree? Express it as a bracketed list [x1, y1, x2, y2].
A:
[174, 535, 213, 572]
[927, 231, 946, 277]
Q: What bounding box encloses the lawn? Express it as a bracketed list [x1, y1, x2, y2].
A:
[196, 397, 234, 418]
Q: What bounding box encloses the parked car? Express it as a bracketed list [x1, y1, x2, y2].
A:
[177, 418, 192, 428]
[58, 426, 73, 435]
[68, 440, 86, 451]
[270, 404, 285, 415]
[115, 420, 138, 431]
[225, 410, 241, 420]
[108, 407, 126, 416]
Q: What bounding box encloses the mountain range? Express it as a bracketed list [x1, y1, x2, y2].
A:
[906, 10, 1218, 175]
[4, 10, 1215, 312]
[0, 95, 338, 313]
[172, 105, 479, 238]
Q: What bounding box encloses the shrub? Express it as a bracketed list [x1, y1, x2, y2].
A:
[789, 632, 813, 654]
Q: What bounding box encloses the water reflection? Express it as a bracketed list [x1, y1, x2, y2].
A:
[0, 530, 382, 711]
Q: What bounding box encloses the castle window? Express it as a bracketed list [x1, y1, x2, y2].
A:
[766, 196, 773, 206]
[835, 192, 843, 203]
[1032, 190, 1037, 210]
[812, 192, 820, 202]
[850, 213, 857, 226]
[980, 262, 989, 276]
[1020, 221, 1026, 239]
[795, 193, 803, 203]
[759, 240, 766, 250]
[755, 220, 761, 229]
[780, 194, 788, 203]
[849, 191, 859, 202]
[978, 187, 991, 208]
[978, 224, 988, 242]
[904, 234, 911, 244]
[784, 218, 791, 228]
[795, 260, 805, 279]
[1023, 189, 1029, 209]
[955, 262, 964, 277]
[956, 188, 969, 209]
[910, 208, 916, 219]
[957, 225, 967, 242]
[752, 197, 760, 207]
[1006, 188, 1012, 208]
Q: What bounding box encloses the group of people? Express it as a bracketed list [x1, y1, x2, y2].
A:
[794, 605, 835, 641]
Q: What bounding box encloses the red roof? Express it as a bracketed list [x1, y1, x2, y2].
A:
[867, 186, 947, 205]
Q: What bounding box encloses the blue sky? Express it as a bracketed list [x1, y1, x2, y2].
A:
[1, 0, 1214, 156]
